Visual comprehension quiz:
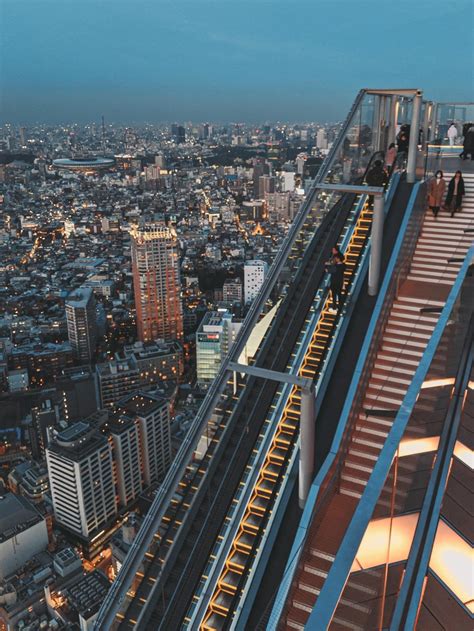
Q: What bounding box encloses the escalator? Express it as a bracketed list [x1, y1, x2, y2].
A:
[117, 157, 405, 631]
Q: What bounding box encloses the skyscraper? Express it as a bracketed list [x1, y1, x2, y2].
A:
[109, 415, 143, 507]
[131, 222, 183, 343]
[65, 287, 97, 363]
[46, 422, 117, 540]
[244, 260, 269, 304]
[316, 128, 328, 149]
[118, 392, 172, 485]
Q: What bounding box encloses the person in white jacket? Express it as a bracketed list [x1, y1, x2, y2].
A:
[447, 123, 458, 146]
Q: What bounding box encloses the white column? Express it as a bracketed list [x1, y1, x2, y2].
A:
[299, 385, 316, 509]
[368, 195, 385, 296]
[388, 95, 398, 146]
[407, 91, 423, 183]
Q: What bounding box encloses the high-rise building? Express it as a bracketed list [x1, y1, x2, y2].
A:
[252, 157, 269, 197]
[108, 415, 143, 507]
[30, 398, 59, 458]
[258, 174, 276, 199]
[244, 260, 269, 304]
[46, 422, 117, 540]
[171, 124, 186, 144]
[222, 278, 243, 305]
[196, 310, 243, 386]
[118, 392, 171, 485]
[65, 287, 97, 363]
[19, 126, 27, 147]
[96, 357, 142, 408]
[296, 152, 307, 175]
[316, 128, 328, 149]
[131, 222, 183, 343]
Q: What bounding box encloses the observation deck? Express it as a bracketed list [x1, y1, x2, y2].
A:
[94, 92, 474, 631]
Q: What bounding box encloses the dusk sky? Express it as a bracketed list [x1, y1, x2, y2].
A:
[1, 0, 473, 123]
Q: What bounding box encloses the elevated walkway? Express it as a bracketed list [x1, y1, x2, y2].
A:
[273, 167, 474, 630]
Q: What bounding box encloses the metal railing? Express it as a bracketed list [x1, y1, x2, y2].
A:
[93, 89, 368, 630]
[306, 243, 474, 630]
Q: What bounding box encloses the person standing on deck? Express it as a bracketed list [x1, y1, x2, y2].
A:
[427, 170, 446, 219]
[444, 171, 465, 217]
[447, 123, 458, 146]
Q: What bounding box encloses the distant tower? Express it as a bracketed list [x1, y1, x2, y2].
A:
[19, 127, 27, 147]
[131, 222, 183, 343]
[316, 128, 328, 150]
[65, 287, 97, 363]
[101, 115, 106, 154]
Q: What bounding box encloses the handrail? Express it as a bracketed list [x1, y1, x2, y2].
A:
[390, 312, 474, 630]
[94, 89, 367, 630]
[306, 243, 474, 630]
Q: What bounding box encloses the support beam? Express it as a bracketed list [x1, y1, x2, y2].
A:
[316, 183, 384, 196]
[373, 95, 385, 152]
[299, 387, 316, 508]
[227, 362, 312, 391]
[228, 361, 316, 508]
[407, 90, 423, 183]
[388, 95, 398, 146]
[422, 102, 433, 149]
[368, 194, 385, 295]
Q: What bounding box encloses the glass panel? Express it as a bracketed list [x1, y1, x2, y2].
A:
[323, 93, 378, 185]
[424, 102, 474, 178]
[327, 268, 472, 630]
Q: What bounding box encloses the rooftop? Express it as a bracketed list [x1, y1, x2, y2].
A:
[0, 493, 44, 544]
[117, 391, 167, 417]
[66, 570, 110, 618]
[66, 286, 94, 308]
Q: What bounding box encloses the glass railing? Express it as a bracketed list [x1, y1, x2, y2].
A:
[306, 244, 474, 630]
[421, 102, 474, 178]
[94, 88, 423, 630]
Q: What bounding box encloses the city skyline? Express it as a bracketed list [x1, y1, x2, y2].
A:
[1, 0, 472, 123]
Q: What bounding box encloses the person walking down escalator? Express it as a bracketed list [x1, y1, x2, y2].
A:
[385, 143, 398, 171]
[366, 160, 388, 208]
[427, 170, 446, 219]
[444, 171, 465, 217]
[397, 128, 409, 155]
[326, 253, 346, 312]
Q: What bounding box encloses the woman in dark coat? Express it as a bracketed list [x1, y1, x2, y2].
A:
[461, 125, 474, 160]
[444, 171, 465, 216]
[427, 170, 446, 218]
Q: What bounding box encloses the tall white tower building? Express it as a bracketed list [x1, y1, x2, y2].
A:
[316, 128, 328, 150]
[46, 422, 117, 540]
[65, 287, 97, 363]
[244, 260, 269, 305]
